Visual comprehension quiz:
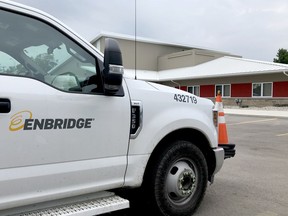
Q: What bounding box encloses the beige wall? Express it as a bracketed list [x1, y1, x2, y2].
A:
[134, 41, 187, 71]
[158, 49, 240, 71]
[92, 36, 239, 71]
[93, 37, 189, 71]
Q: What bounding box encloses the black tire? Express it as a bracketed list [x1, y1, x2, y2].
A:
[145, 140, 208, 216]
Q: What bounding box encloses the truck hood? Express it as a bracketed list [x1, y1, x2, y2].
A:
[124, 78, 214, 108]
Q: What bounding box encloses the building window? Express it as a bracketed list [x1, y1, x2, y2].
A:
[215, 84, 230, 97]
[252, 82, 272, 97]
[188, 86, 200, 96]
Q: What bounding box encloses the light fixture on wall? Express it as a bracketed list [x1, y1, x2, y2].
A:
[235, 98, 242, 107]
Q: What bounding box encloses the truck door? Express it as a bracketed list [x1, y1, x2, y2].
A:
[0, 8, 130, 206]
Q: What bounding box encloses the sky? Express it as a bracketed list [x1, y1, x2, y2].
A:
[12, 0, 288, 62]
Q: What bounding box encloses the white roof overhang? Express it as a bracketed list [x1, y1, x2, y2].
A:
[124, 56, 288, 82]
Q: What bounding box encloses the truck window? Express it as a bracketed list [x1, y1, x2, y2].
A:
[0, 52, 29, 75]
[0, 9, 102, 93]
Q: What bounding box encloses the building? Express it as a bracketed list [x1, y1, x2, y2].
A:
[91, 32, 288, 107]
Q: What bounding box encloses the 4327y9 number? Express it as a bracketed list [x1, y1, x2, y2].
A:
[174, 94, 197, 104]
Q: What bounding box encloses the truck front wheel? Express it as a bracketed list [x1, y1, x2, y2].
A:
[145, 140, 208, 216]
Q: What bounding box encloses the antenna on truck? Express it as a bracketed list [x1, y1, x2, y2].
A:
[134, 0, 137, 80]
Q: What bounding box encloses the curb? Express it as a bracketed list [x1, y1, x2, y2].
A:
[224, 109, 288, 118]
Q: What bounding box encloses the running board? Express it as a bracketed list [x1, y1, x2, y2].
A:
[8, 192, 129, 216]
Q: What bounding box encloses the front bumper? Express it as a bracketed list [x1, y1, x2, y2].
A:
[210, 144, 236, 183]
[219, 144, 236, 159]
[213, 147, 225, 175]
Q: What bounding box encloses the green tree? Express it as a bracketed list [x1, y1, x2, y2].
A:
[273, 48, 288, 64]
[34, 53, 57, 72]
[4, 64, 28, 74]
[1, 54, 56, 75]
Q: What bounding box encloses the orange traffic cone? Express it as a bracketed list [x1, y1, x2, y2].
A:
[215, 91, 229, 144]
[214, 91, 236, 159]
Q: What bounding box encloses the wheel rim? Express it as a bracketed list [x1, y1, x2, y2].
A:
[165, 159, 198, 205]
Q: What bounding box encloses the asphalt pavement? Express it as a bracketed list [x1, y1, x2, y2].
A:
[194, 114, 288, 216]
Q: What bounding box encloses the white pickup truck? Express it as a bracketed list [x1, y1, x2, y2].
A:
[0, 1, 235, 215]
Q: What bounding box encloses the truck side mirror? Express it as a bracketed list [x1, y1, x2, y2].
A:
[103, 38, 124, 94]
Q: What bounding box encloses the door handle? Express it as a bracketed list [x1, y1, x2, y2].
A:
[0, 99, 11, 113]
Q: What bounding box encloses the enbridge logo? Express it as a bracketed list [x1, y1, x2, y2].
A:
[9, 110, 94, 131]
[9, 110, 33, 131]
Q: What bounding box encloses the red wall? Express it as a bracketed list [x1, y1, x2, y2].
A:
[180, 86, 187, 91]
[178, 82, 288, 98]
[200, 85, 214, 97]
[231, 83, 252, 97]
[174, 86, 187, 91]
[273, 81, 288, 97]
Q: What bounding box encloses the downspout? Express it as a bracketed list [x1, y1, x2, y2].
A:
[171, 80, 180, 89]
